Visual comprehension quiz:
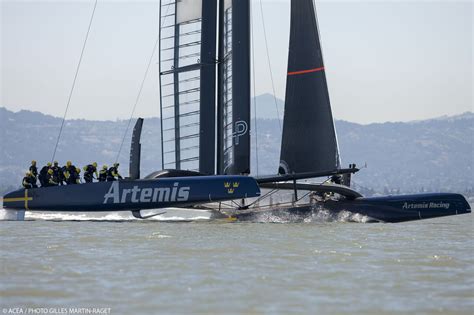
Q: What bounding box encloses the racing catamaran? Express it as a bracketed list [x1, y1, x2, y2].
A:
[3, 0, 471, 222]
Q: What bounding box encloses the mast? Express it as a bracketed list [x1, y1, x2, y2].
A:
[159, 0, 218, 174]
[278, 0, 340, 175]
[217, 0, 251, 175]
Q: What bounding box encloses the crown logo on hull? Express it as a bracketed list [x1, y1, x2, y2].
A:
[224, 181, 240, 194]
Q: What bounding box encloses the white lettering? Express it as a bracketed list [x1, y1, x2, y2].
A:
[103, 182, 191, 204]
[171, 182, 179, 201]
[153, 187, 171, 202]
[178, 187, 190, 201]
[140, 188, 153, 202]
[131, 186, 140, 203]
[103, 181, 120, 204]
[121, 189, 131, 203]
[402, 202, 450, 210]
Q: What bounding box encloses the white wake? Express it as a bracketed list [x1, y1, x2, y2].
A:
[0, 207, 212, 222]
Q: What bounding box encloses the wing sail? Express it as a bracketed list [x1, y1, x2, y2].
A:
[279, 0, 340, 175]
[159, 0, 217, 174]
[217, 0, 251, 175]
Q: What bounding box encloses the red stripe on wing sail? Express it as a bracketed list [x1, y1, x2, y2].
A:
[287, 66, 325, 76]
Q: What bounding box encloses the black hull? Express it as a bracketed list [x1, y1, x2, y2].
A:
[233, 193, 471, 223]
[2, 176, 261, 212]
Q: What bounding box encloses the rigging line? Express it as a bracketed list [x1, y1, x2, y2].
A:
[258, 0, 282, 132]
[245, 188, 279, 208]
[251, 1, 259, 176]
[51, 0, 98, 162]
[115, 35, 159, 163]
[115, 1, 170, 163]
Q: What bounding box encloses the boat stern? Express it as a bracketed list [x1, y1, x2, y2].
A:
[3, 189, 32, 211]
[2, 189, 29, 221]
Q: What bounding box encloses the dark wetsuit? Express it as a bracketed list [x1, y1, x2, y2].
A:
[107, 167, 122, 182]
[22, 175, 37, 189]
[39, 166, 50, 187]
[64, 165, 79, 185]
[62, 165, 76, 185]
[83, 165, 97, 183]
[331, 175, 342, 185]
[52, 165, 64, 185]
[29, 165, 38, 178]
[69, 171, 80, 184]
[46, 173, 59, 187]
[98, 170, 107, 182]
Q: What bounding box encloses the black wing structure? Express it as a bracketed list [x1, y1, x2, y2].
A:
[217, 0, 251, 175]
[129, 118, 144, 180]
[279, 0, 340, 175]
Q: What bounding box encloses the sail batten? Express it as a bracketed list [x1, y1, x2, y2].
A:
[279, 0, 340, 175]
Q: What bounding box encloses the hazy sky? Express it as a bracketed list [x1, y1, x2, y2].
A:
[1, 0, 472, 124]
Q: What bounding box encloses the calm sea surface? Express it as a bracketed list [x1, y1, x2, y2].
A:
[1, 208, 473, 314]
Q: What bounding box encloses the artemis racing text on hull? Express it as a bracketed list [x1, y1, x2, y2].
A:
[231, 193, 471, 223]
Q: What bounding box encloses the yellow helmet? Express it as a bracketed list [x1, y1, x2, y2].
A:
[76, 168, 81, 173]
[48, 169, 53, 174]
[102, 165, 108, 170]
[47, 162, 52, 167]
[66, 161, 72, 167]
[92, 162, 97, 167]
[83, 166, 88, 171]
[31, 160, 36, 165]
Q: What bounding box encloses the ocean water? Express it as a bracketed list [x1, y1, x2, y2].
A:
[0, 209, 473, 314]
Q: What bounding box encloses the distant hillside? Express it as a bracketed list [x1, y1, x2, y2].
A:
[336, 114, 474, 194]
[1, 104, 473, 196]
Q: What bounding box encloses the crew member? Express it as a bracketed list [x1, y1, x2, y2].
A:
[83, 162, 98, 183]
[63, 161, 78, 185]
[330, 175, 342, 185]
[98, 165, 108, 182]
[46, 169, 59, 186]
[29, 160, 38, 180]
[71, 167, 82, 184]
[38, 162, 52, 187]
[107, 163, 122, 181]
[22, 172, 37, 189]
[52, 161, 64, 185]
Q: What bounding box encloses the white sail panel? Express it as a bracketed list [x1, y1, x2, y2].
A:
[177, 0, 202, 24]
[160, 0, 202, 171]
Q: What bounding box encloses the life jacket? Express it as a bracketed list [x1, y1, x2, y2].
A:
[46, 172, 59, 186]
[22, 176, 33, 188]
[29, 165, 38, 178]
[98, 170, 107, 182]
[63, 165, 77, 182]
[84, 165, 96, 176]
[107, 167, 121, 180]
